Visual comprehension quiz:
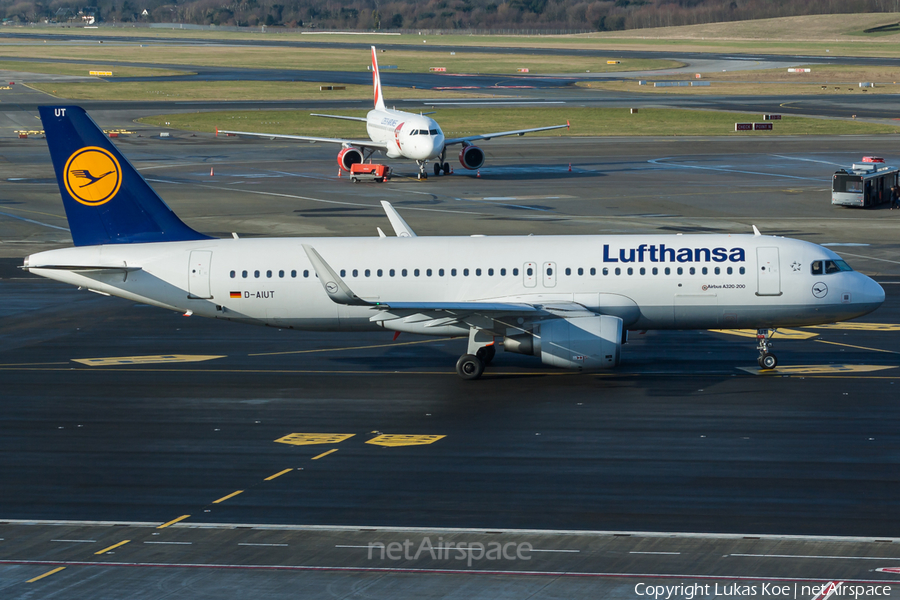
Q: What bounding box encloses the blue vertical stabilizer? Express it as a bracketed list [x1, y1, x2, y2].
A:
[39, 105, 212, 246]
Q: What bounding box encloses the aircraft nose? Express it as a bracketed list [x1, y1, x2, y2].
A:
[854, 273, 885, 310]
[867, 276, 886, 306]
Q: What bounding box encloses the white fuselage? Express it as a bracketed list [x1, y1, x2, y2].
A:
[365, 108, 445, 161]
[25, 234, 884, 335]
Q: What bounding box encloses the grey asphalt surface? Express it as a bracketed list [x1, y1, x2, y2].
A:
[1, 39, 900, 599]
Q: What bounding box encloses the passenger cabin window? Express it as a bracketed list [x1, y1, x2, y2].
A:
[578, 268, 584, 276]
[279, 270, 285, 278]
[488, 268, 494, 276]
[590, 267, 596, 276]
[352, 269, 359, 278]
[615, 268, 621, 275]
[426, 269, 432, 277]
[475, 268, 481, 276]
[513, 268, 519, 276]
[739, 267, 746, 275]
[464, 268, 470, 276]
[377, 269, 383, 277]
[402, 269, 408, 277]
[230, 270, 236, 278]
[267, 270, 272, 278]
[500, 268, 506, 276]
[242, 270, 248, 278]
[254, 270, 260, 278]
[451, 269, 457, 276]
[439, 269, 445, 276]
[365, 269, 371, 277]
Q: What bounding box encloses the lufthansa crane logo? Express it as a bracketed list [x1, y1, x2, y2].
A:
[63, 146, 122, 206]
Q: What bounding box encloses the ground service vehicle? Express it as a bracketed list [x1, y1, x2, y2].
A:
[350, 163, 390, 183]
[832, 157, 898, 207]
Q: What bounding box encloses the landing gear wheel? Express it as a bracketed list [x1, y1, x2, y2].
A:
[417, 172, 427, 180]
[476, 345, 496, 366]
[456, 354, 484, 380]
[760, 353, 778, 370]
[434, 162, 442, 176]
[442, 162, 450, 174]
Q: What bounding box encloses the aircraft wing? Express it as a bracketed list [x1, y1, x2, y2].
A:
[443, 121, 569, 146]
[216, 129, 389, 151]
[310, 113, 369, 122]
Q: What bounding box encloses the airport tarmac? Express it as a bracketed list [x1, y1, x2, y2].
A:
[1, 125, 899, 598]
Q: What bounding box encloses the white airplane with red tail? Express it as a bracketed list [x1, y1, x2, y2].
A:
[217, 46, 569, 179]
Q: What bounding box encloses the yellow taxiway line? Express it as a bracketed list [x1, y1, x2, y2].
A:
[264, 468, 293, 481]
[94, 540, 130, 555]
[311, 449, 339, 460]
[27, 567, 66, 583]
[212, 490, 244, 504]
[157, 514, 190, 529]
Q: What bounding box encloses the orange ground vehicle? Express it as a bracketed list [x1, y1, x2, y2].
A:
[350, 163, 390, 183]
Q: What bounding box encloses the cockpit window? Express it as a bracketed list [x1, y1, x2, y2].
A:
[812, 259, 853, 275]
[429, 129, 439, 135]
[834, 260, 853, 272]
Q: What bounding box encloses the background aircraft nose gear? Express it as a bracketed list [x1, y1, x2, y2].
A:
[756, 328, 777, 369]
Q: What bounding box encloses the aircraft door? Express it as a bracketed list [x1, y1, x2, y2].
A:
[756, 247, 781, 296]
[523, 262, 537, 288]
[542, 261, 557, 288]
[188, 250, 213, 299]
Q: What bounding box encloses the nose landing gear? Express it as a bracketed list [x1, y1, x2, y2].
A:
[416, 160, 428, 180]
[756, 328, 778, 369]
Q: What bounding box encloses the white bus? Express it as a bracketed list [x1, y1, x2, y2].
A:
[832, 157, 898, 208]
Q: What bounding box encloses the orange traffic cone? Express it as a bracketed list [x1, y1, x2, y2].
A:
[210, 167, 214, 176]
[476, 170, 481, 178]
[568, 163, 572, 172]
[338, 169, 342, 177]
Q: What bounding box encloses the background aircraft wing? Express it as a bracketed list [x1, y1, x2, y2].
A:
[216, 129, 389, 151]
[443, 122, 569, 145]
[310, 113, 369, 122]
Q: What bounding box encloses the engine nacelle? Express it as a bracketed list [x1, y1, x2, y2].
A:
[458, 144, 485, 170]
[337, 147, 364, 172]
[505, 316, 622, 370]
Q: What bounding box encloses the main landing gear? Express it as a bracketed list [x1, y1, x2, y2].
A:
[433, 148, 450, 176]
[456, 329, 497, 380]
[756, 328, 778, 370]
[455, 345, 495, 380]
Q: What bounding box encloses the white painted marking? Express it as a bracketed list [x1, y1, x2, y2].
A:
[648, 158, 827, 182]
[630, 551, 681, 555]
[238, 543, 288, 547]
[770, 155, 846, 167]
[51, 539, 96, 543]
[427, 101, 566, 105]
[144, 541, 193, 545]
[831, 251, 900, 265]
[822, 243, 870, 247]
[0, 211, 70, 231]
[0, 558, 895, 583]
[731, 553, 900, 560]
[336, 545, 577, 553]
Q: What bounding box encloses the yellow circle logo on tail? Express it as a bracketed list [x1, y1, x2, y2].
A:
[63, 146, 122, 206]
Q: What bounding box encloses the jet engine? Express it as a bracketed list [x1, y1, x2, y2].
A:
[458, 144, 485, 170]
[504, 315, 622, 370]
[337, 147, 364, 171]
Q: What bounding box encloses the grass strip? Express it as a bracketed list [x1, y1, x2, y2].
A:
[139, 107, 900, 137]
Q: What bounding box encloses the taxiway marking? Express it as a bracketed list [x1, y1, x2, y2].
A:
[711, 328, 818, 340]
[731, 553, 900, 561]
[27, 566, 65, 583]
[311, 449, 339, 460]
[73, 355, 225, 366]
[275, 433, 354, 446]
[264, 468, 293, 480]
[94, 540, 130, 555]
[739, 364, 897, 375]
[51, 539, 96, 543]
[815, 340, 900, 354]
[808, 323, 900, 332]
[367, 434, 446, 447]
[212, 490, 244, 504]
[249, 337, 455, 357]
[157, 515, 190, 529]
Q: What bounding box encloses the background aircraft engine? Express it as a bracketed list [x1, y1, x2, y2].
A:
[458, 145, 486, 170]
[337, 147, 364, 171]
[504, 315, 623, 370]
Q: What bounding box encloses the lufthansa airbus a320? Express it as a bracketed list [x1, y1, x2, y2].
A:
[23, 105, 885, 379]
